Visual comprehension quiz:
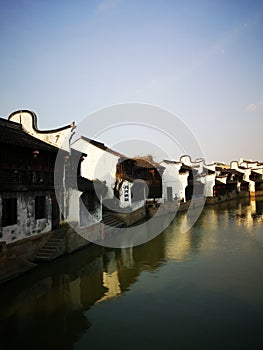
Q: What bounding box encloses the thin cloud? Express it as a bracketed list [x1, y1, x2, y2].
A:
[246, 101, 263, 112]
[246, 103, 257, 112]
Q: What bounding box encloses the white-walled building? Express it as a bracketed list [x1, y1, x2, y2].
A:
[8, 111, 103, 236]
[234, 160, 263, 196]
[203, 163, 216, 198]
[71, 136, 124, 202]
[0, 118, 59, 245]
[160, 160, 189, 202]
[72, 138, 164, 212]
[9, 110, 75, 152]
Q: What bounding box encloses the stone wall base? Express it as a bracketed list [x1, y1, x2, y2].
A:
[66, 222, 102, 253]
[115, 206, 146, 226]
[0, 232, 51, 284]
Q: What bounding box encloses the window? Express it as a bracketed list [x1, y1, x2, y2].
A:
[2, 198, 17, 226]
[35, 196, 46, 220]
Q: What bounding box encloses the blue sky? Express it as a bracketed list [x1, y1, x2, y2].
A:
[0, 0, 263, 162]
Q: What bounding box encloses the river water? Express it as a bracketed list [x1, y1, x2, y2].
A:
[1, 197, 263, 350]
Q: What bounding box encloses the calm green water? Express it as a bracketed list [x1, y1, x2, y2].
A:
[1, 198, 263, 350]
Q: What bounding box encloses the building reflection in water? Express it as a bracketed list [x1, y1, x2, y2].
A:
[0, 220, 168, 348]
[0, 197, 263, 349]
[234, 198, 263, 230]
[164, 213, 192, 261]
[164, 197, 263, 260]
[96, 251, 121, 303]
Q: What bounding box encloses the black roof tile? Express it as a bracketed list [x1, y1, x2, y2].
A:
[0, 118, 59, 152]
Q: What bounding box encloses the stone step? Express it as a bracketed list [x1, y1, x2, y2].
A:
[44, 241, 64, 247]
[34, 251, 62, 261]
[102, 217, 123, 226]
[33, 232, 67, 263]
[48, 237, 65, 242]
[102, 213, 126, 228]
[103, 218, 123, 226]
[39, 247, 59, 252]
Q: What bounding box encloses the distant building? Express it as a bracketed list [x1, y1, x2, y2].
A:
[72, 138, 164, 212]
[160, 160, 189, 202]
[238, 160, 263, 197]
[115, 156, 164, 206]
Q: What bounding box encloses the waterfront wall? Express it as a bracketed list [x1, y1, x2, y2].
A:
[0, 191, 52, 244]
[66, 222, 102, 253]
[206, 190, 250, 205]
[114, 206, 146, 226]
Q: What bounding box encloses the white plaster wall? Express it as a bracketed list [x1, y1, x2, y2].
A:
[161, 162, 179, 201]
[240, 161, 258, 169]
[251, 167, 263, 176]
[204, 173, 216, 197]
[194, 160, 204, 175]
[67, 188, 102, 228]
[205, 163, 216, 172]
[67, 189, 81, 223]
[161, 162, 189, 202]
[230, 164, 255, 190]
[72, 139, 120, 199]
[230, 161, 239, 170]
[0, 192, 52, 244]
[180, 156, 204, 175]
[242, 168, 251, 182]
[9, 111, 74, 151]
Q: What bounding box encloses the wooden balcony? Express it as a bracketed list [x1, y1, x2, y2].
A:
[0, 169, 54, 191]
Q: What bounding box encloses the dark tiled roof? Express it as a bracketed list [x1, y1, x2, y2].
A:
[203, 166, 215, 174]
[162, 159, 181, 165]
[216, 174, 228, 179]
[80, 136, 125, 158]
[220, 168, 243, 175]
[180, 164, 192, 171]
[180, 164, 198, 174]
[132, 158, 165, 170]
[242, 160, 258, 164]
[0, 118, 58, 152]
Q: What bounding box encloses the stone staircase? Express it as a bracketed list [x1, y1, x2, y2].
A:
[33, 232, 67, 262]
[102, 212, 126, 230]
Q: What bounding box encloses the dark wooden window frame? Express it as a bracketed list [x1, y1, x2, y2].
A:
[2, 198, 17, 227]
